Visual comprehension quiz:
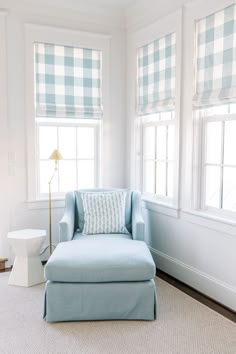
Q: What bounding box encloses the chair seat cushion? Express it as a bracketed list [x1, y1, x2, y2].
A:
[45, 236, 156, 283]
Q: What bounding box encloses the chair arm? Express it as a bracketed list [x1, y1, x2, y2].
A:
[132, 191, 144, 241]
[59, 213, 74, 242]
[59, 192, 75, 242]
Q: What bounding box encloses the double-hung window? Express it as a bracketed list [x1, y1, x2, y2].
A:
[137, 32, 177, 202]
[34, 41, 102, 198]
[193, 4, 236, 216]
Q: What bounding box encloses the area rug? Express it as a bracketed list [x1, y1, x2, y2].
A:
[0, 273, 235, 354]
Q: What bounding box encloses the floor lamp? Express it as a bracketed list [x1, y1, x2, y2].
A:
[48, 149, 63, 255]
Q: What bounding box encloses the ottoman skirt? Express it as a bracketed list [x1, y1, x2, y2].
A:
[44, 279, 157, 322]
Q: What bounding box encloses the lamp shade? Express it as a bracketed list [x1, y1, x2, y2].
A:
[48, 149, 63, 161]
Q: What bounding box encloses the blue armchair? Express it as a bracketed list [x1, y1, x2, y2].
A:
[44, 189, 157, 322]
[59, 189, 145, 242]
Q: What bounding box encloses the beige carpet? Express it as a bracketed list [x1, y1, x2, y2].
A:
[0, 273, 235, 354]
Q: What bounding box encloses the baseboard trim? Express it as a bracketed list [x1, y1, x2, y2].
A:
[150, 247, 236, 312]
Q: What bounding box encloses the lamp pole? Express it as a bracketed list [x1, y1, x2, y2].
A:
[48, 163, 57, 255]
[47, 150, 63, 256]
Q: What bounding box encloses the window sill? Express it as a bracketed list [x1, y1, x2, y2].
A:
[142, 198, 179, 218]
[182, 209, 236, 237]
[25, 198, 65, 210]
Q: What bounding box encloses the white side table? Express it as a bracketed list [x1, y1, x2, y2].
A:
[8, 229, 46, 287]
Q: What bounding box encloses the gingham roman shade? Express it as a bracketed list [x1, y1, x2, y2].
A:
[34, 42, 102, 119]
[193, 4, 236, 106]
[137, 32, 176, 115]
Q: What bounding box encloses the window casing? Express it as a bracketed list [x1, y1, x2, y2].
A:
[34, 41, 102, 197]
[25, 25, 110, 201]
[192, 3, 236, 217]
[136, 26, 180, 206]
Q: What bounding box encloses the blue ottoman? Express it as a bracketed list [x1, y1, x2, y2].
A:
[44, 236, 157, 322]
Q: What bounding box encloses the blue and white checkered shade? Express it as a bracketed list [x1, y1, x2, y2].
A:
[193, 4, 236, 106]
[137, 32, 176, 115]
[34, 42, 102, 119]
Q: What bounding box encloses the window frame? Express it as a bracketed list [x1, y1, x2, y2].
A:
[129, 9, 182, 209]
[25, 24, 110, 201]
[188, 0, 236, 220]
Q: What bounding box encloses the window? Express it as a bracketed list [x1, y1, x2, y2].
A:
[196, 104, 236, 214]
[34, 41, 102, 197]
[142, 111, 175, 198]
[36, 120, 99, 197]
[193, 4, 236, 216]
[137, 32, 177, 202]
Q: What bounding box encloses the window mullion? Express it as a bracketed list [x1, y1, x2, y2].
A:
[56, 126, 60, 193]
[94, 126, 98, 187]
[219, 121, 225, 209]
[200, 116, 206, 210]
[166, 125, 169, 196]
[140, 123, 144, 194]
[142, 125, 145, 194]
[75, 127, 79, 189]
[36, 124, 40, 198]
[154, 126, 157, 194]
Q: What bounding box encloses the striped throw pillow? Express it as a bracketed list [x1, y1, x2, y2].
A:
[80, 191, 129, 235]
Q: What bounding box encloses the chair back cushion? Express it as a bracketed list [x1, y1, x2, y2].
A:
[80, 190, 129, 235]
[75, 189, 132, 233]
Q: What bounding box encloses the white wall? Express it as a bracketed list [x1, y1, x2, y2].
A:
[126, 0, 236, 311]
[125, 0, 191, 31]
[0, 0, 126, 264]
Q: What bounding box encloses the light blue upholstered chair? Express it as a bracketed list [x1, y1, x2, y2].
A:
[44, 189, 157, 322]
[59, 188, 144, 242]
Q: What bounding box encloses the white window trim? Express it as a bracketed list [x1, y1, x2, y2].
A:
[25, 23, 110, 201]
[181, 208, 236, 237]
[127, 9, 182, 210]
[142, 198, 180, 219]
[183, 0, 236, 227]
[26, 198, 65, 210]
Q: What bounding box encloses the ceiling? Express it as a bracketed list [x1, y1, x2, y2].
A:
[84, 0, 139, 9]
[1, 0, 196, 30]
[4, 0, 193, 14]
[38, 0, 140, 10]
